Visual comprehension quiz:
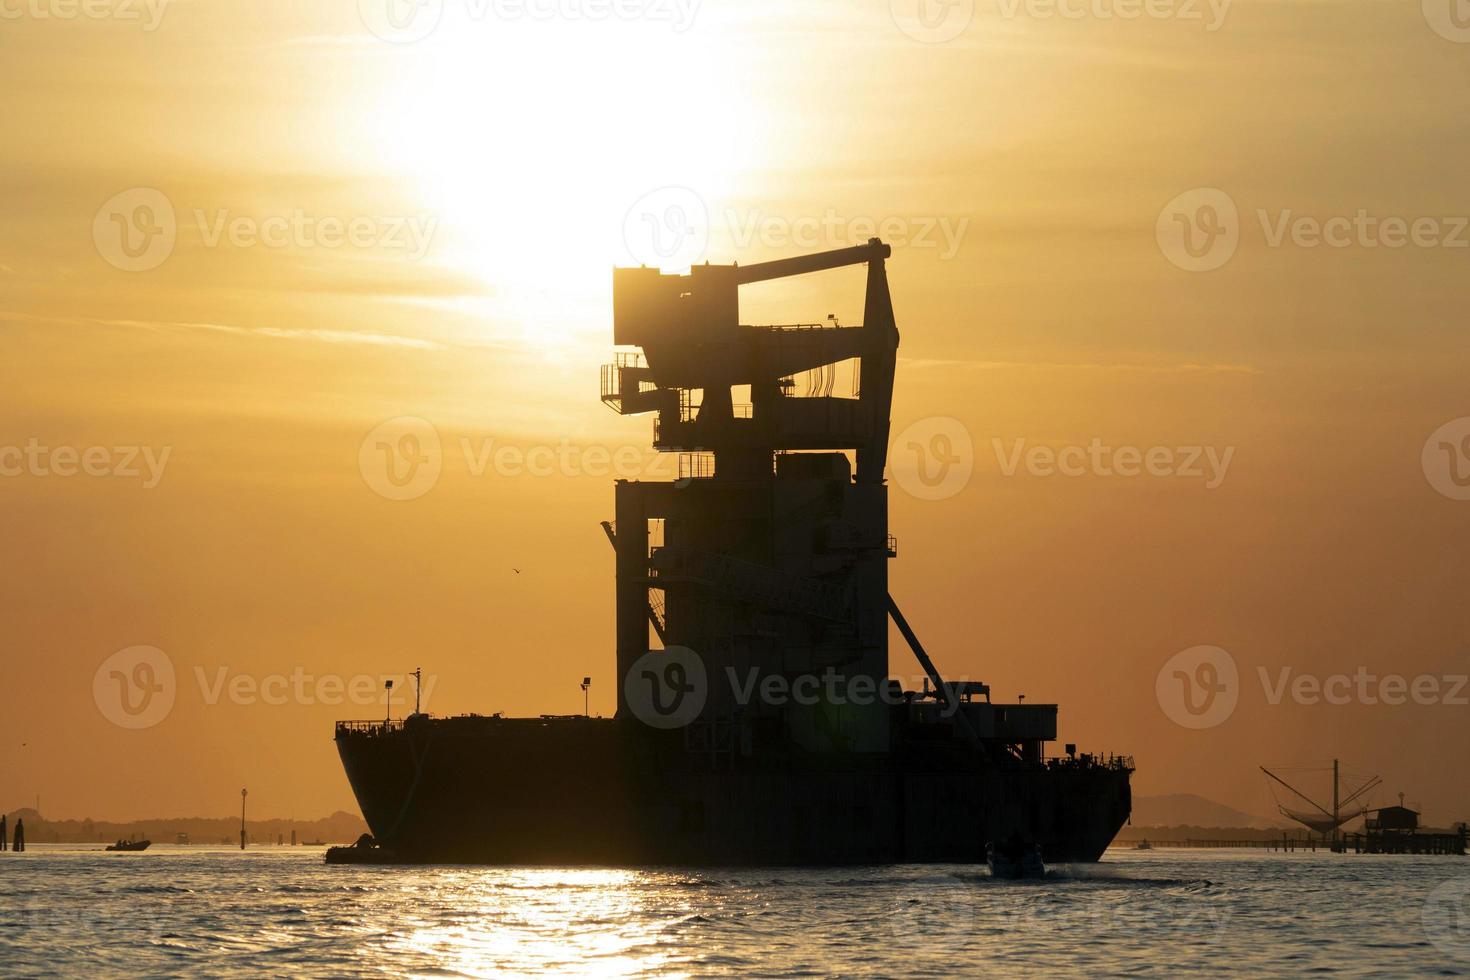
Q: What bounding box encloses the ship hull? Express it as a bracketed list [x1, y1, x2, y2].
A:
[336, 717, 1131, 865]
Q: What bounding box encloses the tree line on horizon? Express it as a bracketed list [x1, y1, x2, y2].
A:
[0, 808, 368, 845]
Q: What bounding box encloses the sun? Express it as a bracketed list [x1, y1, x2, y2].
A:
[368, 14, 760, 354]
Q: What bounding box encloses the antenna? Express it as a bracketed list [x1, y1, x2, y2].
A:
[413, 668, 422, 716]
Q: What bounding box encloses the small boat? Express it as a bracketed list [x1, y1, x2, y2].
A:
[1135, 839, 1152, 850]
[326, 834, 400, 865]
[986, 837, 1046, 879]
[106, 839, 151, 852]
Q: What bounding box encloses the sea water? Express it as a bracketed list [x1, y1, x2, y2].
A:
[1, 846, 1467, 977]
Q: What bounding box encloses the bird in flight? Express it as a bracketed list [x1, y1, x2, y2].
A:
[512, 568, 522, 574]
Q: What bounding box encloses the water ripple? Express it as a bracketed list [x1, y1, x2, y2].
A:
[0, 847, 1466, 977]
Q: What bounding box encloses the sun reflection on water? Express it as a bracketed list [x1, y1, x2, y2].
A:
[390, 869, 693, 978]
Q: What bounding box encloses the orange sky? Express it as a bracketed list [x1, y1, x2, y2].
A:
[2, 0, 1468, 824]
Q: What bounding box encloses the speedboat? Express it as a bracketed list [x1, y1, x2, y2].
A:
[106, 839, 151, 852]
[986, 839, 1046, 879]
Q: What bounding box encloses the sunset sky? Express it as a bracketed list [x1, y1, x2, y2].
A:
[2, 0, 1467, 825]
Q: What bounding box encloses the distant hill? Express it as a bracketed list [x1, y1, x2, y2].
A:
[1, 808, 367, 846]
[1132, 793, 1289, 830]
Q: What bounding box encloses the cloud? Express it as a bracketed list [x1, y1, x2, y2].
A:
[899, 356, 1262, 375]
[183, 321, 447, 350]
[0, 311, 446, 351]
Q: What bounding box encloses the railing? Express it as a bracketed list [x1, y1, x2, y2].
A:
[679, 388, 703, 422]
[678, 452, 715, 481]
[1047, 752, 1135, 771]
[599, 362, 620, 409]
[336, 720, 405, 736]
[648, 588, 667, 633]
[758, 322, 859, 332]
[600, 352, 648, 413]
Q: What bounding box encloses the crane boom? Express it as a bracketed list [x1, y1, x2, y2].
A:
[1260, 766, 1336, 821]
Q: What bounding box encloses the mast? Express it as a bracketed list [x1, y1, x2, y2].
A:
[1332, 758, 1340, 848]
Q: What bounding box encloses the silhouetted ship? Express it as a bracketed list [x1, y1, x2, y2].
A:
[334, 240, 1132, 865]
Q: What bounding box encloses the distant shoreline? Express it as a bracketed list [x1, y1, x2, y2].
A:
[1118, 822, 1470, 844]
[0, 808, 367, 846]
